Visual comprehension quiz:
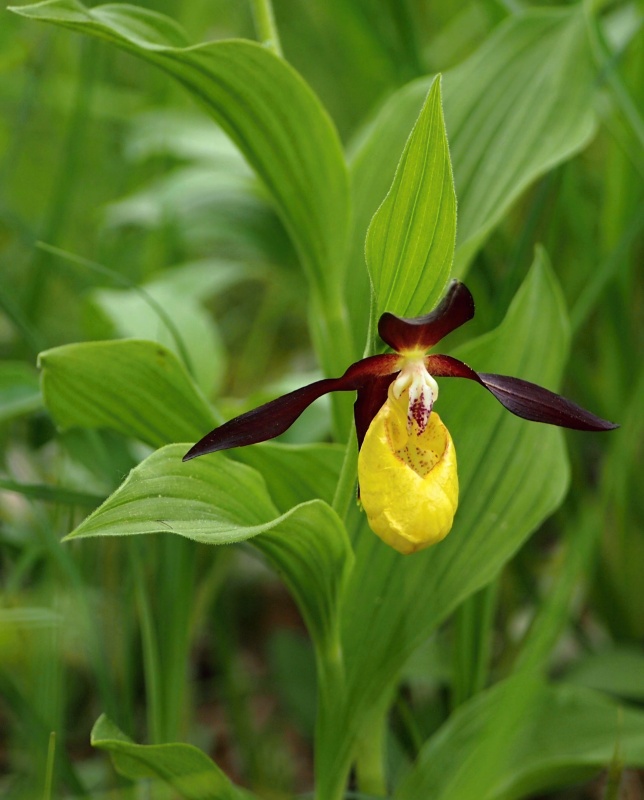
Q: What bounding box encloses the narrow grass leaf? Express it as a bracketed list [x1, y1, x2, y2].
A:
[365, 75, 455, 320]
[0, 478, 103, 507]
[91, 714, 256, 800]
[9, 0, 349, 305]
[347, 7, 597, 348]
[39, 339, 216, 448]
[395, 678, 644, 800]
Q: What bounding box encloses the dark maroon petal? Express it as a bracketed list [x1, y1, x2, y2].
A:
[427, 354, 619, 432]
[354, 373, 394, 449]
[475, 373, 619, 431]
[426, 353, 481, 381]
[183, 354, 401, 460]
[378, 280, 475, 352]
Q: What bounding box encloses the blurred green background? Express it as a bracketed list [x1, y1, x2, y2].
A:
[1, 0, 642, 797]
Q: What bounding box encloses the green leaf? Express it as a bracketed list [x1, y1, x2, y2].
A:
[39, 339, 216, 448]
[66, 444, 353, 662]
[565, 648, 644, 703]
[445, 7, 596, 269]
[321, 250, 571, 777]
[89, 259, 251, 397]
[9, 0, 349, 307]
[91, 714, 255, 800]
[234, 442, 344, 512]
[38, 337, 344, 513]
[0, 361, 41, 422]
[365, 75, 456, 320]
[394, 679, 644, 800]
[64, 444, 280, 544]
[347, 7, 597, 349]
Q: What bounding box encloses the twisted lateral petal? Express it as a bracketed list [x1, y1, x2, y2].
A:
[377, 280, 475, 353]
[426, 354, 619, 431]
[183, 354, 401, 460]
[358, 388, 458, 555]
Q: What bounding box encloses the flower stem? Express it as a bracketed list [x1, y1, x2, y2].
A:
[250, 0, 283, 56]
[354, 707, 388, 796]
[451, 580, 498, 708]
[332, 434, 358, 520]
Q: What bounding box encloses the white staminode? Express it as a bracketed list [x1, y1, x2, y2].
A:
[392, 356, 439, 434]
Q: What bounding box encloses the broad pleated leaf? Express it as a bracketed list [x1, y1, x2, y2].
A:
[66, 444, 353, 660]
[39, 340, 215, 448]
[365, 76, 456, 320]
[9, 0, 349, 306]
[347, 7, 597, 350]
[321, 251, 571, 776]
[395, 678, 644, 800]
[91, 714, 255, 800]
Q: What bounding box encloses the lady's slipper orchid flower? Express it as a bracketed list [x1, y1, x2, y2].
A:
[184, 282, 617, 554]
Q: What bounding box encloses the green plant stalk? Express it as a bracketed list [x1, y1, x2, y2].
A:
[0, 32, 50, 356]
[603, 718, 624, 800]
[321, 300, 382, 798]
[158, 536, 196, 741]
[0, 670, 85, 795]
[40, 489, 119, 724]
[354, 702, 388, 797]
[332, 435, 358, 520]
[215, 587, 264, 785]
[314, 635, 351, 800]
[313, 533, 352, 800]
[452, 579, 498, 708]
[26, 37, 96, 321]
[43, 731, 56, 800]
[310, 290, 357, 440]
[131, 546, 163, 745]
[250, 0, 283, 56]
[394, 692, 425, 756]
